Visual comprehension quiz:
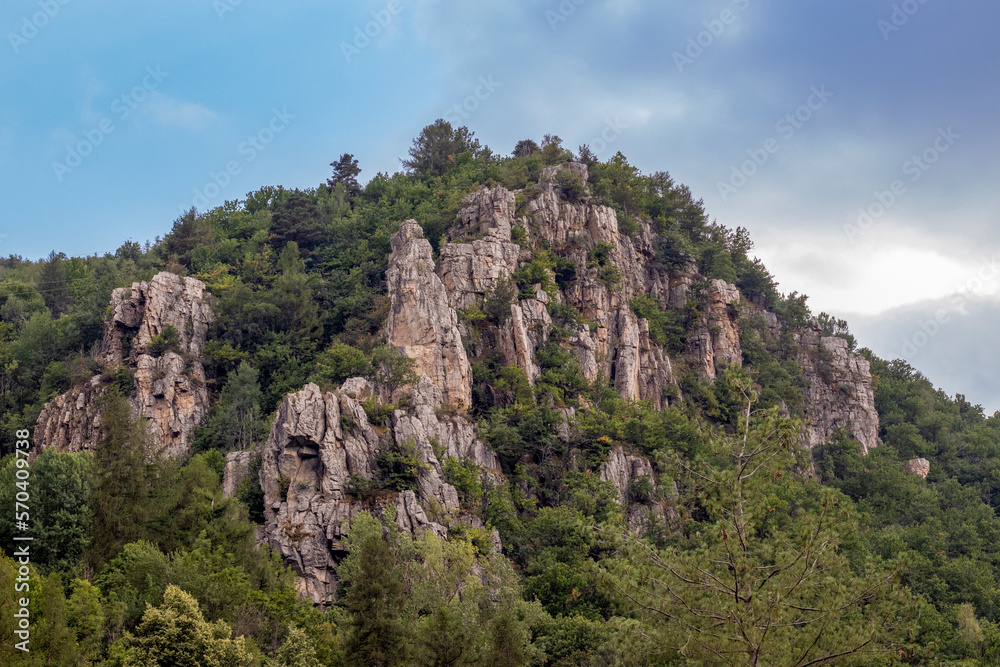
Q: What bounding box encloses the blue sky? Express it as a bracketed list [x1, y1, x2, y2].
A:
[3, 0, 1000, 410]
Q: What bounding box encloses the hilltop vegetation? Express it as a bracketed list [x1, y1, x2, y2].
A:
[2, 122, 1000, 664]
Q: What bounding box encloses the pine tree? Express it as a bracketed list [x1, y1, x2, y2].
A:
[402, 120, 484, 177]
[341, 513, 409, 667]
[326, 153, 362, 200]
[87, 391, 154, 571]
[602, 370, 918, 664]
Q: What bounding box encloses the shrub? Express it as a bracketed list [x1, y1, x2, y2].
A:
[511, 224, 528, 246]
[554, 168, 586, 201]
[483, 275, 518, 325]
[377, 440, 428, 492]
[345, 473, 377, 500]
[551, 256, 577, 288]
[587, 242, 614, 269]
[443, 457, 483, 508]
[618, 211, 640, 238]
[548, 303, 585, 329]
[361, 396, 393, 427]
[513, 251, 558, 301]
[368, 344, 418, 399]
[147, 324, 181, 357]
[630, 294, 685, 353]
[627, 475, 655, 504]
[309, 342, 370, 389]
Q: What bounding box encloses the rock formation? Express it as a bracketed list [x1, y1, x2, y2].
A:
[689, 279, 743, 379]
[247, 164, 884, 602]
[439, 187, 522, 311]
[257, 377, 501, 605]
[35, 272, 213, 457]
[438, 169, 682, 408]
[258, 382, 386, 604]
[33, 376, 107, 455]
[906, 457, 931, 479]
[796, 324, 880, 455]
[600, 446, 677, 532]
[386, 220, 472, 409]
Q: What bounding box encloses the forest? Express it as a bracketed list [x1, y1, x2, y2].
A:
[2, 121, 1000, 665]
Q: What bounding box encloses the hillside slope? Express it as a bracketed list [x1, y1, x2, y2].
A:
[2, 127, 999, 664]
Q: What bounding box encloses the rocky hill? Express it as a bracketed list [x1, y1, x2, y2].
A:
[7, 129, 993, 663]
[240, 163, 882, 602]
[34, 272, 213, 458]
[28, 164, 881, 604]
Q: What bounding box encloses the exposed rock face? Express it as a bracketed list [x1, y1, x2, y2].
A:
[613, 307, 676, 406]
[223, 451, 254, 498]
[35, 272, 213, 457]
[439, 187, 522, 311]
[906, 458, 930, 479]
[441, 172, 682, 409]
[101, 272, 213, 363]
[499, 296, 552, 384]
[397, 376, 502, 481]
[386, 220, 472, 409]
[600, 447, 676, 532]
[600, 447, 655, 506]
[258, 379, 496, 605]
[259, 383, 385, 605]
[796, 325, 880, 455]
[34, 376, 107, 454]
[690, 279, 743, 379]
[339, 376, 376, 402]
[133, 353, 209, 458]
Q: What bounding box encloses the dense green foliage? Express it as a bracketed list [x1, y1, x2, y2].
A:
[1, 122, 999, 664]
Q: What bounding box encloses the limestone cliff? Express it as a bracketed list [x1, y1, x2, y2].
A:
[258, 382, 386, 604]
[35, 272, 213, 458]
[246, 163, 882, 603]
[434, 165, 878, 454]
[796, 323, 880, 455]
[257, 378, 499, 605]
[689, 279, 743, 380]
[600, 446, 677, 532]
[386, 220, 472, 409]
[440, 164, 681, 409]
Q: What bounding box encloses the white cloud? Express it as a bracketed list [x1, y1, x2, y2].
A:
[752, 222, 1000, 317]
[141, 92, 216, 130]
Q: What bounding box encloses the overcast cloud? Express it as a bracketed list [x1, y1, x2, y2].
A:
[2, 0, 998, 409]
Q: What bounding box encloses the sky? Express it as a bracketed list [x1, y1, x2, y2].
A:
[2, 0, 999, 410]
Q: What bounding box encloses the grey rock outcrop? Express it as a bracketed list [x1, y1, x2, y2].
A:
[499, 297, 552, 384]
[386, 221, 472, 409]
[35, 272, 213, 458]
[906, 457, 930, 479]
[258, 379, 495, 605]
[600, 447, 677, 532]
[796, 325, 880, 455]
[690, 279, 743, 379]
[33, 376, 107, 454]
[100, 272, 213, 364]
[259, 383, 385, 605]
[439, 187, 522, 311]
[223, 451, 254, 498]
[613, 307, 676, 406]
[600, 447, 655, 506]
[441, 171, 682, 408]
